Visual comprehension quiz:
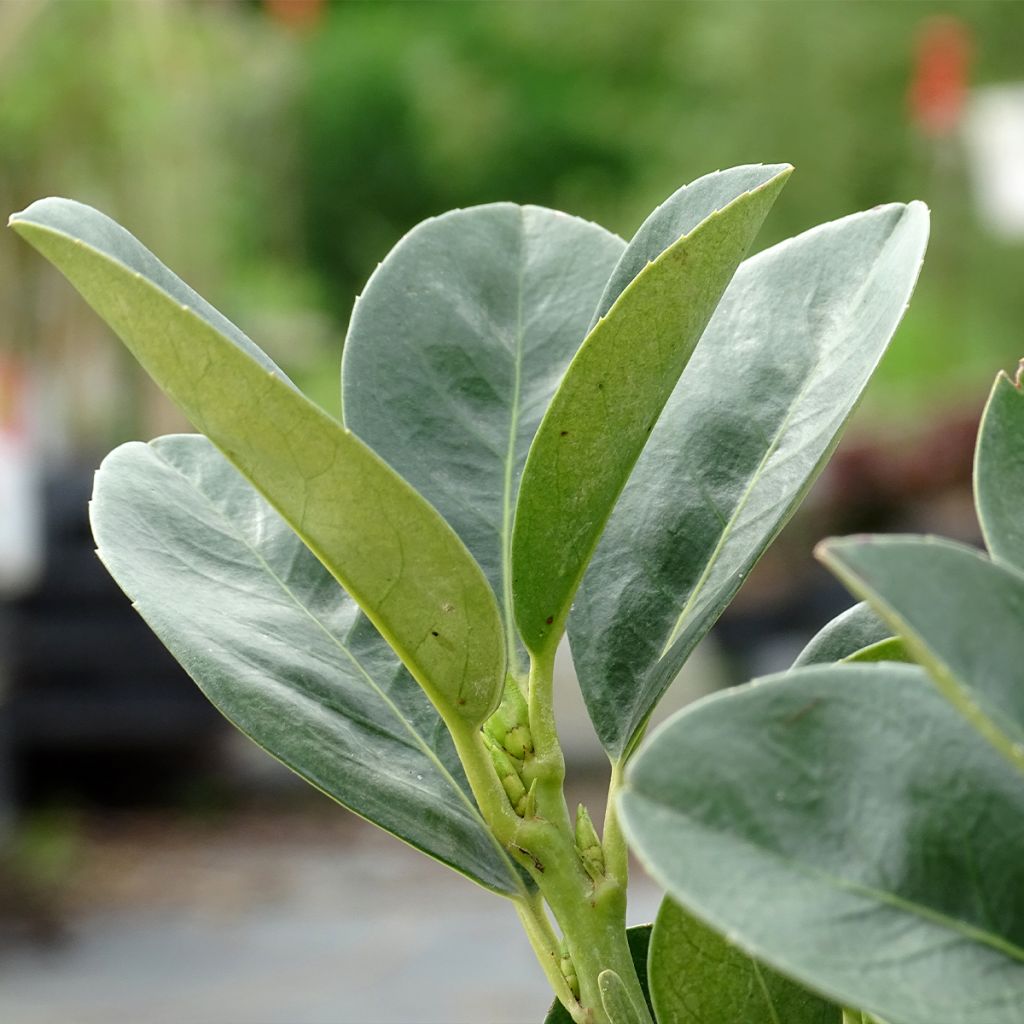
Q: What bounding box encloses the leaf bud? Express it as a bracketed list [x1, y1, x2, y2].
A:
[574, 803, 605, 882]
[558, 941, 580, 1000]
[484, 733, 528, 811]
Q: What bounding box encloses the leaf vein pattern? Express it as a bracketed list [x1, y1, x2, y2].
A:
[147, 445, 515, 870]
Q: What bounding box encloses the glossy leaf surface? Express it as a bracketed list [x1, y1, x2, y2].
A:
[648, 899, 839, 1023]
[621, 664, 1024, 1023]
[11, 198, 506, 728]
[342, 204, 625, 670]
[793, 602, 892, 668]
[544, 927, 652, 1024]
[91, 436, 523, 895]
[513, 165, 791, 656]
[570, 202, 929, 757]
[975, 363, 1024, 573]
[819, 536, 1024, 768]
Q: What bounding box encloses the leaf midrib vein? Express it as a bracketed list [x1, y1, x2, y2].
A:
[500, 209, 529, 673]
[629, 791, 1024, 967]
[655, 216, 910, 662]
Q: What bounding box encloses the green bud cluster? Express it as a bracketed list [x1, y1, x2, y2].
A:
[574, 803, 606, 882]
[558, 939, 580, 1000]
[483, 732, 537, 817]
[483, 675, 534, 760]
[483, 676, 537, 816]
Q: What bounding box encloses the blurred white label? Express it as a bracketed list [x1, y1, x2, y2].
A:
[964, 84, 1024, 240]
[0, 358, 43, 597]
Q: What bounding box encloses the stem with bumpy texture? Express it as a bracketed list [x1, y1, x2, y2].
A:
[484, 649, 652, 1024]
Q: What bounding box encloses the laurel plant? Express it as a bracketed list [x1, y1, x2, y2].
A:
[10, 165, 929, 1023]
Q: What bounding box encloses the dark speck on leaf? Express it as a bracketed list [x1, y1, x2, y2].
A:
[560, 430, 569, 437]
[431, 630, 439, 637]
[545, 616, 554, 625]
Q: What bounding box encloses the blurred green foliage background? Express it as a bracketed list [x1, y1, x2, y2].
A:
[2, 0, 1022, 451]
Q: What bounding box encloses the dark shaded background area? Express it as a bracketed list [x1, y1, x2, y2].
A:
[0, 2, 1022, 1021]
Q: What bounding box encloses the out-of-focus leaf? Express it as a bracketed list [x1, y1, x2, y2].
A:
[975, 363, 1024, 573]
[793, 602, 892, 668]
[621, 663, 1024, 1023]
[819, 535, 1024, 770]
[843, 637, 911, 664]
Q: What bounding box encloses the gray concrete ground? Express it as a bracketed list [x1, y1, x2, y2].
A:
[0, 797, 662, 1024]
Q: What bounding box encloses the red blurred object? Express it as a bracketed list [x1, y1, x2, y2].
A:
[908, 17, 973, 138]
[264, 0, 324, 31]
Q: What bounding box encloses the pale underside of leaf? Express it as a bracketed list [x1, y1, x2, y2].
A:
[342, 203, 625, 674]
[621, 663, 1024, 1024]
[513, 166, 792, 656]
[10, 198, 506, 728]
[90, 435, 525, 896]
[570, 201, 929, 759]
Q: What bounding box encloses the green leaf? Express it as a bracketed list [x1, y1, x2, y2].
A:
[599, 970, 646, 1024]
[620, 663, 1024, 1024]
[648, 898, 840, 1024]
[90, 435, 524, 896]
[544, 926, 652, 1024]
[793, 603, 892, 668]
[512, 165, 792, 657]
[819, 535, 1024, 771]
[842, 637, 911, 664]
[975, 363, 1024, 573]
[10, 198, 505, 729]
[570, 201, 929, 758]
[342, 204, 625, 672]
[589, 164, 797, 327]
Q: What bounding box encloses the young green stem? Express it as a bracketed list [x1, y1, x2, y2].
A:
[515, 892, 578, 1012]
[501, 647, 652, 1024]
[601, 759, 629, 888]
